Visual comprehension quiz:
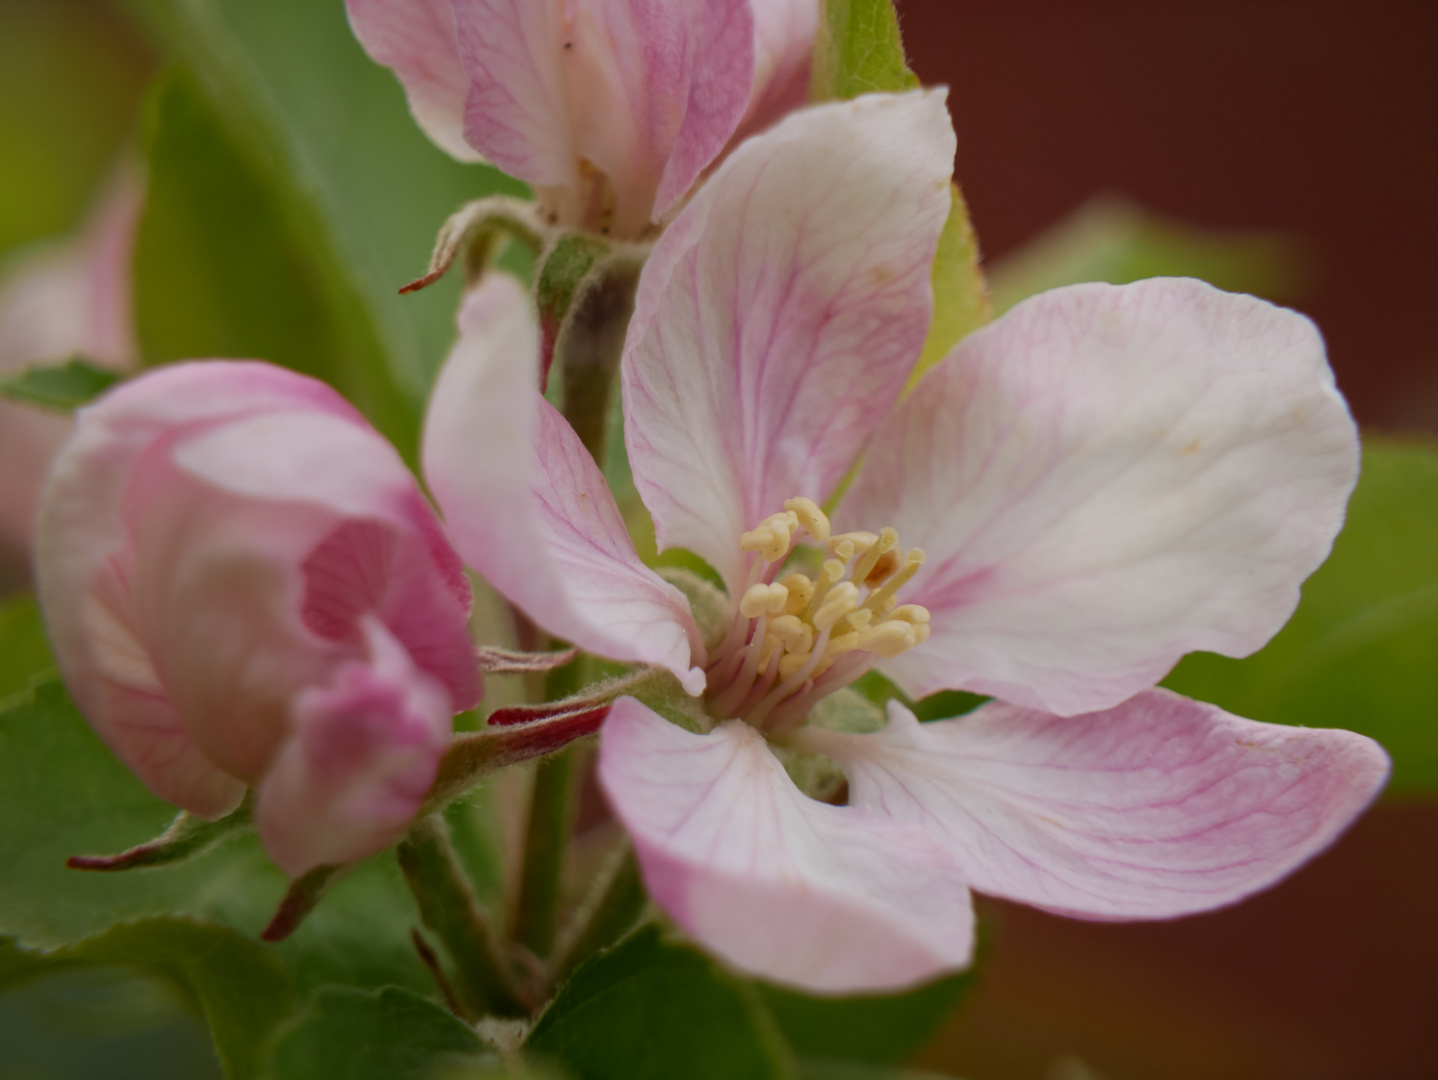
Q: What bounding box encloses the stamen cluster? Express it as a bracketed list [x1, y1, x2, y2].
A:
[706, 497, 929, 733]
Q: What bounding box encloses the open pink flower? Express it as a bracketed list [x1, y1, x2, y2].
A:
[423, 92, 1389, 992]
[37, 363, 479, 877]
[0, 170, 141, 580]
[345, 0, 818, 237]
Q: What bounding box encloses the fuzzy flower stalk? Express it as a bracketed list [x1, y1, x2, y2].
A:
[423, 90, 1389, 993]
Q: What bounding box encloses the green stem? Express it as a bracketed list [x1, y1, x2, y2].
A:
[512, 749, 575, 960]
[552, 842, 647, 982]
[559, 259, 640, 464]
[397, 816, 527, 1018]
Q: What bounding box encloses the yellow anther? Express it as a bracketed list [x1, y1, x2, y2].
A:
[813, 582, 860, 632]
[842, 607, 874, 632]
[824, 630, 862, 657]
[784, 497, 831, 544]
[740, 583, 788, 619]
[913, 622, 931, 646]
[778, 651, 813, 679]
[851, 527, 898, 587]
[858, 620, 918, 659]
[889, 604, 931, 626]
[741, 513, 797, 563]
[828, 531, 878, 557]
[863, 548, 927, 613]
[831, 538, 855, 562]
[777, 573, 814, 614]
[768, 614, 805, 643]
[863, 547, 903, 587]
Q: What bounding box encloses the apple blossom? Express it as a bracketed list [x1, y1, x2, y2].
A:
[36, 362, 480, 877]
[422, 92, 1389, 992]
[344, 0, 818, 238]
[0, 170, 141, 581]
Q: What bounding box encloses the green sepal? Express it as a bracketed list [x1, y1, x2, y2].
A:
[809, 0, 920, 101]
[0, 357, 122, 410]
[400, 195, 547, 295]
[67, 796, 254, 873]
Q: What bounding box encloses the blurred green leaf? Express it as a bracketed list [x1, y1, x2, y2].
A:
[1165, 436, 1438, 793]
[910, 185, 990, 389]
[0, 2, 152, 257]
[136, 65, 419, 454]
[2, 917, 295, 1080]
[0, 678, 435, 996]
[0, 593, 55, 703]
[987, 197, 1306, 314]
[262, 985, 486, 1080]
[527, 925, 793, 1080]
[125, 0, 531, 416]
[0, 357, 122, 410]
[757, 971, 974, 1067]
[810, 0, 920, 100]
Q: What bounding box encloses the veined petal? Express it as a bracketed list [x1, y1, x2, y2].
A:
[731, 0, 819, 144]
[798, 693, 1389, 920]
[256, 618, 453, 876]
[423, 276, 705, 693]
[455, 0, 576, 186]
[623, 92, 954, 595]
[841, 279, 1361, 715]
[598, 697, 975, 993]
[346, 0, 481, 162]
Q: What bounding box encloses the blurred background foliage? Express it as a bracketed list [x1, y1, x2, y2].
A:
[1, 0, 1435, 1078]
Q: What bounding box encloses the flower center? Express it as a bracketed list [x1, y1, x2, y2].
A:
[705, 497, 929, 733]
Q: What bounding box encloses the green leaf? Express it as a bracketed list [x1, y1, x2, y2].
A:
[0, 358, 122, 410]
[262, 985, 487, 1080]
[136, 65, 419, 455]
[526, 926, 794, 1080]
[0, 678, 434, 995]
[1165, 436, 1438, 793]
[986, 197, 1306, 315]
[757, 971, 974, 1066]
[0, 593, 55, 703]
[127, 0, 531, 409]
[810, 0, 920, 101]
[2, 917, 296, 1080]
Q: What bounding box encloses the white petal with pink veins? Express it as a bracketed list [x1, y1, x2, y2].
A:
[624, 92, 955, 594]
[841, 278, 1361, 715]
[798, 693, 1389, 919]
[346, 0, 482, 162]
[599, 697, 975, 992]
[423, 275, 705, 693]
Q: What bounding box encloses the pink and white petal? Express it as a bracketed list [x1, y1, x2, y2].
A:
[647, 0, 755, 218]
[840, 279, 1361, 715]
[346, 0, 481, 163]
[798, 693, 1389, 920]
[599, 697, 975, 993]
[423, 276, 705, 692]
[256, 618, 452, 877]
[454, 0, 576, 187]
[729, 0, 820, 146]
[623, 92, 955, 594]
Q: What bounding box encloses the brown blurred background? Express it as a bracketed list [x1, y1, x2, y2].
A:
[898, 2, 1438, 1077]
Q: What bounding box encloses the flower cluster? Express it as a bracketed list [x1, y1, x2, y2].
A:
[25, 0, 1388, 1002]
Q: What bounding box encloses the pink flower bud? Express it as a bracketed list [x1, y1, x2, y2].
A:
[36, 362, 480, 876]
